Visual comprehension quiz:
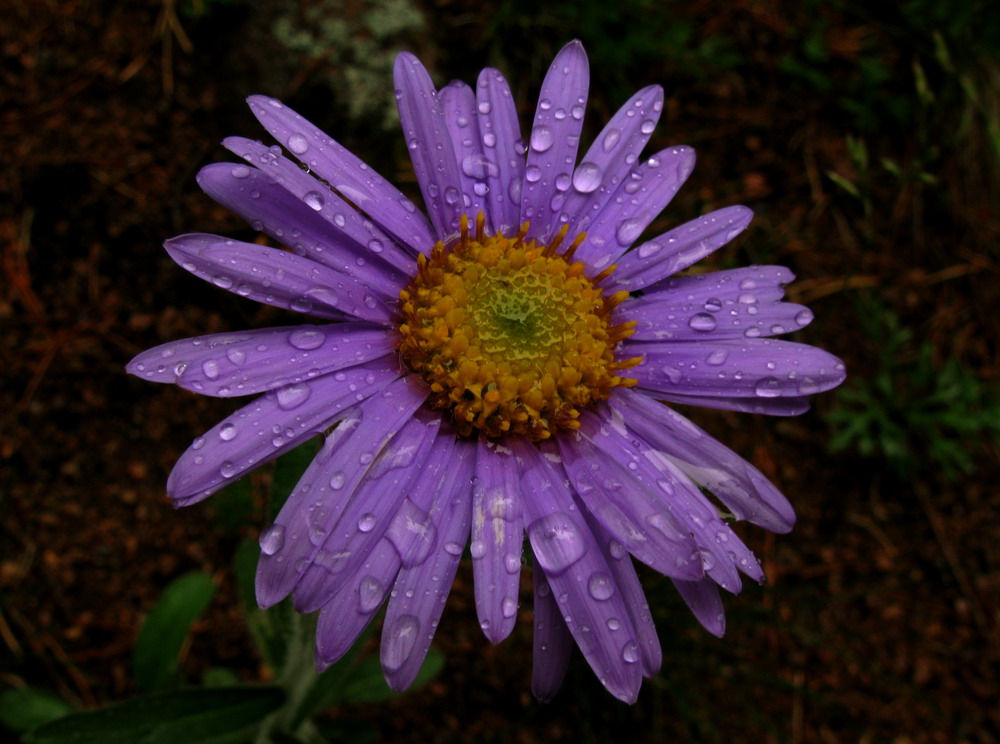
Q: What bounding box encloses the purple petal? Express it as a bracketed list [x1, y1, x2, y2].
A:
[245, 95, 436, 255]
[470, 439, 524, 644]
[672, 577, 725, 637]
[531, 569, 574, 702]
[574, 146, 696, 270]
[556, 427, 703, 581]
[315, 535, 400, 669]
[168, 358, 402, 506]
[608, 206, 754, 292]
[292, 413, 442, 613]
[255, 375, 428, 608]
[382, 437, 476, 691]
[394, 52, 466, 240]
[519, 40, 589, 243]
[611, 387, 795, 532]
[626, 338, 847, 399]
[475, 67, 524, 233]
[223, 136, 415, 273]
[176, 323, 397, 398]
[197, 163, 409, 294]
[582, 511, 662, 677]
[515, 440, 643, 703]
[636, 265, 795, 303]
[127, 330, 256, 384]
[657, 393, 811, 417]
[165, 234, 393, 324]
[562, 85, 664, 238]
[439, 81, 489, 229]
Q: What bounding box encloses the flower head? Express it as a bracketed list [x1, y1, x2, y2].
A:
[128, 41, 845, 702]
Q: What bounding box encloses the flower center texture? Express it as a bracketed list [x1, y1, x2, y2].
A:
[398, 213, 640, 441]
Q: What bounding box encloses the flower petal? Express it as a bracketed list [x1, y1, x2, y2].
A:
[245, 95, 436, 255]
[394, 52, 466, 240]
[574, 146, 696, 270]
[608, 205, 754, 292]
[657, 393, 811, 417]
[530, 568, 574, 702]
[672, 577, 726, 637]
[292, 413, 442, 613]
[475, 67, 524, 233]
[382, 437, 475, 691]
[127, 330, 257, 384]
[165, 234, 393, 324]
[562, 85, 664, 237]
[223, 136, 415, 273]
[439, 81, 490, 230]
[516, 441, 643, 703]
[197, 163, 409, 294]
[611, 387, 795, 532]
[471, 439, 524, 644]
[627, 338, 847, 399]
[519, 40, 589, 243]
[168, 358, 401, 507]
[255, 375, 428, 608]
[176, 323, 397, 398]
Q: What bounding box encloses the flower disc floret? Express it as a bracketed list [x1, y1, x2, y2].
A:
[398, 214, 639, 440]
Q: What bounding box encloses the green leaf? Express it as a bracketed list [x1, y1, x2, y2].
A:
[336, 648, 445, 705]
[134, 572, 216, 692]
[23, 687, 284, 744]
[0, 687, 75, 733]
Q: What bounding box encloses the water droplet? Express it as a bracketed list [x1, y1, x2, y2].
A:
[660, 365, 682, 384]
[688, 312, 718, 332]
[382, 614, 419, 671]
[444, 541, 464, 556]
[622, 642, 640, 663]
[219, 423, 237, 441]
[797, 377, 820, 395]
[483, 131, 497, 148]
[530, 125, 554, 153]
[602, 128, 621, 152]
[220, 461, 236, 478]
[587, 572, 615, 601]
[276, 382, 311, 409]
[287, 133, 309, 155]
[231, 165, 250, 179]
[607, 617, 621, 631]
[358, 513, 376, 533]
[705, 349, 728, 366]
[225, 347, 246, 365]
[303, 191, 324, 211]
[795, 308, 814, 326]
[754, 376, 782, 398]
[358, 575, 384, 612]
[477, 100, 492, 115]
[202, 359, 220, 380]
[259, 524, 285, 555]
[329, 471, 346, 490]
[572, 162, 603, 193]
[640, 119, 656, 134]
[637, 241, 661, 259]
[615, 217, 644, 246]
[503, 553, 520, 574]
[470, 540, 486, 559]
[288, 328, 325, 350]
[501, 597, 517, 618]
[527, 513, 586, 575]
[525, 165, 542, 183]
[704, 297, 723, 312]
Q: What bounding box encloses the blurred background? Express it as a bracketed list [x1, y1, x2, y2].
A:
[2, 0, 998, 741]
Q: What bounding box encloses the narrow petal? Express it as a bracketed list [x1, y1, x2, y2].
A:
[197, 163, 409, 294]
[611, 387, 795, 532]
[475, 67, 524, 233]
[176, 323, 397, 398]
[626, 338, 847, 399]
[562, 85, 664, 237]
[531, 569, 574, 702]
[168, 357, 401, 506]
[224, 136, 415, 273]
[608, 205, 754, 292]
[254, 375, 428, 608]
[515, 440, 643, 703]
[657, 393, 811, 417]
[292, 414, 441, 613]
[383, 437, 476, 691]
[165, 234, 393, 324]
[439, 81, 489, 229]
[471, 439, 524, 644]
[672, 577, 726, 637]
[636, 265, 795, 304]
[315, 536, 400, 669]
[394, 52, 466, 239]
[557, 429, 703, 581]
[245, 95, 436, 255]
[574, 146, 696, 270]
[519, 40, 589, 243]
[127, 330, 256, 384]
[582, 512, 662, 678]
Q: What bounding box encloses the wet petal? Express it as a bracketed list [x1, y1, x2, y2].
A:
[255, 375, 428, 608]
[656, 393, 811, 417]
[609, 206, 754, 292]
[475, 67, 524, 233]
[520, 40, 589, 243]
[167, 357, 401, 506]
[245, 95, 436, 255]
[471, 439, 524, 644]
[176, 323, 396, 398]
[127, 330, 257, 384]
[165, 234, 393, 324]
[394, 52, 466, 240]
[439, 81, 489, 229]
[197, 163, 408, 294]
[672, 577, 726, 637]
[530, 568, 574, 702]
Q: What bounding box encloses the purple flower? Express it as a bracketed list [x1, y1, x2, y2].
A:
[128, 41, 845, 702]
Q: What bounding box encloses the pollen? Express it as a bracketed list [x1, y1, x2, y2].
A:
[398, 213, 638, 441]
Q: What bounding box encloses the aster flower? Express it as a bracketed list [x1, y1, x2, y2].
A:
[128, 41, 845, 703]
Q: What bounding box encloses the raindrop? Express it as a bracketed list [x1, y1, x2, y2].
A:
[795, 308, 814, 326]
[220, 461, 236, 478]
[303, 191, 324, 211]
[640, 119, 656, 134]
[525, 165, 542, 183]
[660, 365, 682, 384]
[607, 617, 621, 631]
[202, 359, 220, 380]
[622, 642, 640, 663]
[572, 162, 603, 193]
[688, 312, 718, 332]
[470, 540, 486, 559]
[602, 128, 621, 152]
[359, 576, 384, 612]
[231, 165, 251, 179]
[382, 614, 419, 671]
[483, 132, 497, 148]
[444, 541, 464, 556]
[554, 172, 571, 192]
[329, 471, 346, 490]
[259, 524, 285, 555]
[501, 597, 517, 618]
[754, 376, 782, 398]
[288, 328, 325, 350]
[530, 125, 554, 153]
[219, 423, 237, 441]
[287, 133, 309, 155]
[587, 572, 615, 601]
[705, 349, 728, 366]
[504, 553, 520, 574]
[276, 382, 311, 409]
[358, 513, 377, 533]
[615, 217, 644, 246]
[527, 513, 586, 575]
[704, 297, 723, 312]
[225, 347, 246, 365]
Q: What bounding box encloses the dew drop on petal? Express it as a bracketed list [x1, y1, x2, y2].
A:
[587, 572, 615, 601]
[705, 349, 728, 366]
[501, 597, 518, 618]
[303, 191, 324, 211]
[287, 133, 309, 155]
[688, 312, 718, 332]
[359, 576, 384, 612]
[602, 128, 620, 152]
[528, 513, 586, 575]
[219, 423, 237, 441]
[276, 382, 311, 409]
[572, 162, 603, 194]
[530, 125, 554, 153]
[615, 217, 644, 246]
[358, 513, 377, 533]
[288, 328, 325, 350]
[754, 376, 782, 398]
[622, 641, 640, 663]
[259, 524, 285, 556]
[382, 614, 419, 671]
[231, 165, 251, 179]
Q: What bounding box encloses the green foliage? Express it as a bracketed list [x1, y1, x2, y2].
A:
[826, 305, 1000, 479]
[0, 687, 75, 734]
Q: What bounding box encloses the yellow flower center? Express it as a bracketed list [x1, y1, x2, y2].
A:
[398, 213, 640, 441]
